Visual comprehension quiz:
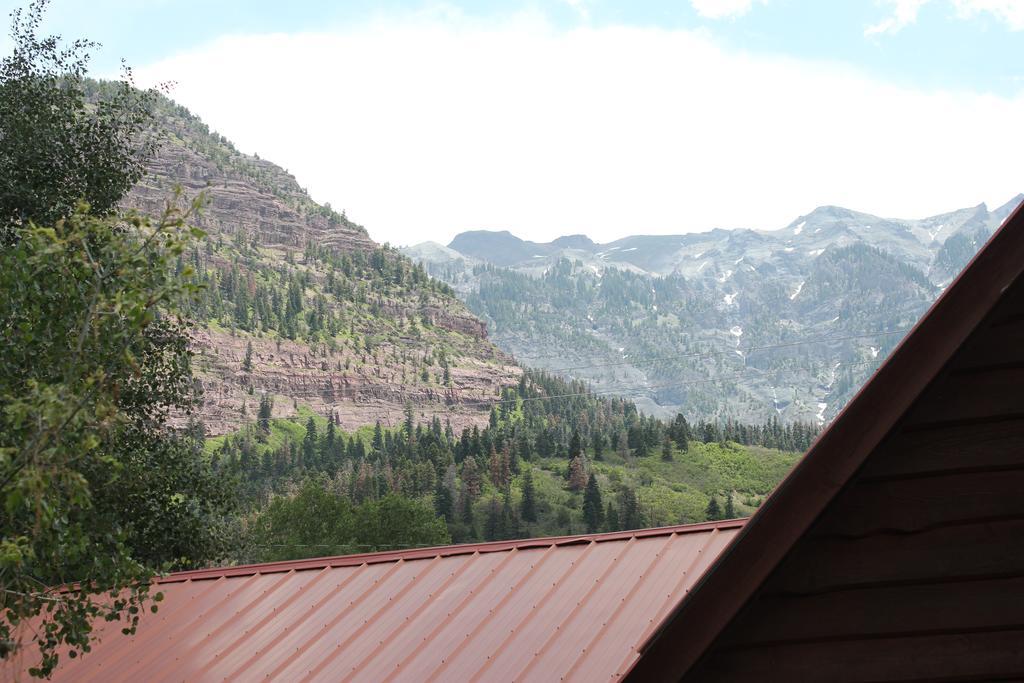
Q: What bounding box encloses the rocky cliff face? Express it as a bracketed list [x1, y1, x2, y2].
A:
[189, 327, 515, 436]
[126, 97, 519, 435]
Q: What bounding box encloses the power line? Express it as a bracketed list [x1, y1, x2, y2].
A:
[456, 358, 883, 409]
[315, 356, 884, 409]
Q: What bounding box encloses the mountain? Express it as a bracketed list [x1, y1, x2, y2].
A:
[403, 196, 1021, 423]
[126, 96, 520, 435]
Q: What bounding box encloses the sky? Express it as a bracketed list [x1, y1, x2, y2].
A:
[3, 0, 1024, 245]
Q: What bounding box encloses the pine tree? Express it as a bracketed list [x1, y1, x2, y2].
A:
[605, 501, 619, 532]
[242, 340, 253, 372]
[459, 482, 476, 532]
[434, 479, 453, 522]
[617, 431, 630, 460]
[257, 393, 273, 436]
[661, 436, 673, 462]
[520, 469, 538, 523]
[724, 491, 736, 519]
[484, 497, 503, 540]
[619, 488, 641, 530]
[569, 430, 583, 459]
[324, 420, 336, 466]
[592, 432, 605, 460]
[404, 402, 415, 438]
[302, 417, 318, 469]
[567, 455, 587, 492]
[488, 445, 510, 491]
[372, 420, 384, 454]
[461, 457, 482, 499]
[502, 493, 519, 539]
[583, 474, 604, 533]
[706, 495, 721, 521]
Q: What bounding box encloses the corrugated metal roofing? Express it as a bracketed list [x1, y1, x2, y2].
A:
[24, 520, 741, 682]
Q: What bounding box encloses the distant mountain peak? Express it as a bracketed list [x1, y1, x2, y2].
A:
[551, 234, 596, 250]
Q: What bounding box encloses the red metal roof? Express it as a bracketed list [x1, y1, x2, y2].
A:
[22, 520, 742, 682]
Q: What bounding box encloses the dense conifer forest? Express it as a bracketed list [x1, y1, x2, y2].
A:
[211, 370, 816, 563]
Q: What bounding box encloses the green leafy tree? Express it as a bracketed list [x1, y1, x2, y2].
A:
[0, 1, 160, 242]
[250, 478, 356, 562]
[0, 203, 230, 675]
[0, 6, 232, 674]
[354, 495, 450, 552]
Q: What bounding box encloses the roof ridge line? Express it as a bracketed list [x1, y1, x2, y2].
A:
[160, 518, 747, 583]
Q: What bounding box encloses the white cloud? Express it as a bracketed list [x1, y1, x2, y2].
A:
[867, 0, 1024, 36]
[953, 0, 1024, 29]
[135, 13, 1024, 246]
[690, 0, 766, 20]
[865, 0, 930, 35]
[562, 0, 590, 21]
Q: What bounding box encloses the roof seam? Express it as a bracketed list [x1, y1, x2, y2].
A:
[633, 528, 723, 655]
[344, 550, 481, 680]
[382, 547, 526, 681]
[515, 538, 641, 682]
[425, 542, 572, 682]
[468, 539, 606, 682]
[111, 573, 261, 682]
[220, 562, 371, 681]
[263, 559, 407, 681]
[563, 532, 680, 681]
[299, 555, 445, 681]
[176, 568, 301, 678]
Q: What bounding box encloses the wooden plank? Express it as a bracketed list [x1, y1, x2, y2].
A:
[697, 628, 1024, 682]
[861, 418, 1024, 479]
[765, 518, 1024, 595]
[814, 468, 1024, 537]
[984, 273, 1024, 325]
[950, 319, 1024, 371]
[903, 367, 1024, 427]
[724, 576, 1024, 646]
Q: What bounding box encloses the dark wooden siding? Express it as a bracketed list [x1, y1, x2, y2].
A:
[687, 274, 1024, 682]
